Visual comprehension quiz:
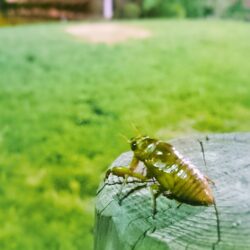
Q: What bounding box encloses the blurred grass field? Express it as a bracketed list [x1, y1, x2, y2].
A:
[0, 20, 250, 250]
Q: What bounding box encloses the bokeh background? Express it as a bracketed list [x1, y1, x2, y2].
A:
[0, 1, 250, 249]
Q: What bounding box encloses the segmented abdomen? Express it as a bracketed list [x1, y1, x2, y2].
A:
[146, 143, 214, 206]
[171, 159, 214, 205]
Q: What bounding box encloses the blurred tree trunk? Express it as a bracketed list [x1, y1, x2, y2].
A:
[103, 0, 113, 19]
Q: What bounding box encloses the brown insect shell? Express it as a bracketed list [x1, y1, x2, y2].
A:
[130, 136, 214, 206]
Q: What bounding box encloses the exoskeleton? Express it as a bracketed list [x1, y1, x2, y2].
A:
[104, 135, 221, 247]
[106, 135, 214, 207]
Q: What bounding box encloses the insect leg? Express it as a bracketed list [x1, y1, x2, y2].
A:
[106, 162, 149, 203]
[110, 167, 147, 202]
[212, 201, 221, 250]
[198, 138, 221, 248]
[149, 184, 163, 218]
[106, 155, 147, 200]
[118, 183, 148, 205]
[105, 156, 141, 180]
[105, 166, 147, 181]
[198, 139, 215, 186]
[117, 175, 128, 202]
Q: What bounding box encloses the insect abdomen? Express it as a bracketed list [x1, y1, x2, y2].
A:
[139, 139, 214, 206]
[171, 160, 214, 205]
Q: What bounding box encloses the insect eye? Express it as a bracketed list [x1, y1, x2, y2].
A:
[131, 141, 137, 151]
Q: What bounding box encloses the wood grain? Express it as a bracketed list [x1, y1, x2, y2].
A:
[95, 133, 250, 250]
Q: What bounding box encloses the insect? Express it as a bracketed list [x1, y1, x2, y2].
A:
[104, 135, 221, 247]
[105, 135, 214, 207]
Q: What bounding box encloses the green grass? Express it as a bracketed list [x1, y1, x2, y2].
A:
[0, 19, 250, 250]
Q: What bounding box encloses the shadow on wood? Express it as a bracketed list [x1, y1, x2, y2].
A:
[95, 133, 250, 250]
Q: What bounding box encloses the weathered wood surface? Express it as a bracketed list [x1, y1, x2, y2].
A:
[94, 133, 250, 250]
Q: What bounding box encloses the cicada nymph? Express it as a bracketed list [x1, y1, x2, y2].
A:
[104, 135, 221, 247]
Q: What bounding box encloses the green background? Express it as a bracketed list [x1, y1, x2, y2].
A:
[0, 20, 250, 249]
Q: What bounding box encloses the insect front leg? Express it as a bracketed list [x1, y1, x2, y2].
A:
[105, 156, 149, 203]
[105, 166, 148, 182]
[105, 156, 143, 180]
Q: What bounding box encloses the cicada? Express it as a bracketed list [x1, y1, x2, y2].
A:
[106, 135, 214, 205]
[104, 135, 220, 245]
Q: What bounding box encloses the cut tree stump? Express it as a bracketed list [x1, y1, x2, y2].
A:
[94, 133, 250, 250]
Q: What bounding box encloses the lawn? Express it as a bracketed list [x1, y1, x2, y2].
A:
[0, 19, 250, 250]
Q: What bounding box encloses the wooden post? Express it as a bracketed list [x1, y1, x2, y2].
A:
[95, 133, 250, 250]
[103, 0, 113, 19]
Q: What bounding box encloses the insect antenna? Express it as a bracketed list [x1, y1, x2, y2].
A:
[118, 133, 130, 143]
[130, 122, 142, 137]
